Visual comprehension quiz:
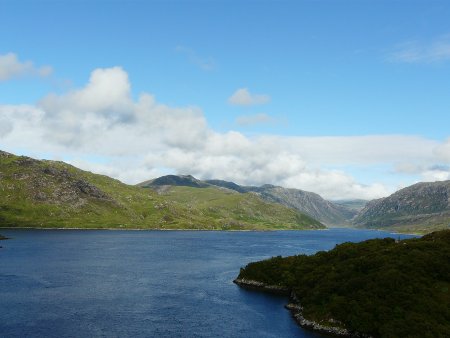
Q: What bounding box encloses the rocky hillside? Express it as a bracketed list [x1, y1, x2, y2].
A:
[0, 150, 323, 230]
[353, 180, 450, 233]
[242, 184, 357, 227]
[144, 176, 356, 226]
[333, 199, 367, 212]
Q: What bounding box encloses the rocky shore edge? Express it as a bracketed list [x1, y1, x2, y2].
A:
[233, 278, 371, 338]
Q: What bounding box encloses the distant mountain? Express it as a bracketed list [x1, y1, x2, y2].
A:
[204, 179, 249, 193]
[353, 180, 450, 233]
[207, 180, 358, 226]
[247, 185, 357, 227]
[139, 175, 209, 189]
[143, 175, 357, 226]
[333, 199, 368, 212]
[0, 151, 323, 230]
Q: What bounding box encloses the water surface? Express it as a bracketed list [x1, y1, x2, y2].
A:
[0, 228, 414, 337]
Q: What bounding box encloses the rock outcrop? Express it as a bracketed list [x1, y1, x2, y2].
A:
[353, 180, 450, 231]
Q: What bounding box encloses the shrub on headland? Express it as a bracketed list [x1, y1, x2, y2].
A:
[237, 230, 450, 338]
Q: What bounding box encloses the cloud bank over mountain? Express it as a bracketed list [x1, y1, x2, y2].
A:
[1, 66, 449, 200]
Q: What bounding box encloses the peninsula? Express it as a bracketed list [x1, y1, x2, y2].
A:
[235, 230, 450, 337]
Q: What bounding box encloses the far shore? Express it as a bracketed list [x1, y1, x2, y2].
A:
[0, 226, 422, 236]
[0, 226, 328, 232]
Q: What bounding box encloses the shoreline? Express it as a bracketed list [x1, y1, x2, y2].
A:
[233, 278, 371, 338]
[0, 226, 419, 236]
[0, 226, 325, 232]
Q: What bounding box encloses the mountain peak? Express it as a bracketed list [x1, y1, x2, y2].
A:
[353, 180, 450, 232]
[138, 174, 209, 188]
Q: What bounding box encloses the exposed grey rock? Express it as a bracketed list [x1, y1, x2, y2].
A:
[233, 278, 290, 295]
[246, 185, 357, 226]
[353, 180, 450, 229]
[0, 150, 14, 158]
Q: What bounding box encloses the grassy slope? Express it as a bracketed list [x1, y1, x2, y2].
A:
[375, 216, 450, 235]
[237, 230, 450, 338]
[154, 186, 324, 230]
[0, 152, 324, 230]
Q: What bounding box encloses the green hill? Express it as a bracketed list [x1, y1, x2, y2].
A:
[0, 150, 324, 230]
[150, 185, 323, 230]
[235, 230, 450, 338]
[140, 175, 357, 226]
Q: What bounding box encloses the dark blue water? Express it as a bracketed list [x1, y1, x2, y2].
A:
[0, 228, 414, 338]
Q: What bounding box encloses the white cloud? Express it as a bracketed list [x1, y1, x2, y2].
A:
[235, 113, 273, 126]
[1, 66, 449, 200]
[228, 88, 270, 106]
[388, 35, 450, 63]
[0, 53, 53, 81]
[421, 169, 450, 182]
[434, 137, 450, 162]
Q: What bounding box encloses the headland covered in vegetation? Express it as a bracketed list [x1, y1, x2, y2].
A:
[235, 230, 450, 337]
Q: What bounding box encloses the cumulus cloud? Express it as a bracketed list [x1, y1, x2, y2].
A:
[228, 88, 270, 106]
[388, 35, 450, 63]
[0, 53, 53, 81]
[1, 66, 449, 200]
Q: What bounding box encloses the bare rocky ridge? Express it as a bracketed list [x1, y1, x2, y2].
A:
[12, 156, 113, 206]
[353, 180, 450, 231]
[244, 185, 357, 227]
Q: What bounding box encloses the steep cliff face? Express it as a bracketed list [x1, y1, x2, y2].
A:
[353, 180, 450, 232]
[247, 185, 357, 226]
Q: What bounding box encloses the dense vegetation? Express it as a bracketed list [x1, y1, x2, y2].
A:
[237, 230, 450, 338]
[0, 151, 324, 230]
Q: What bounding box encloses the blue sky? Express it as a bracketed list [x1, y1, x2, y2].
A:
[1, 0, 450, 199]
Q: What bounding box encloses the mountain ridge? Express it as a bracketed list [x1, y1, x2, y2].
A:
[141, 175, 359, 226]
[353, 180, 450, 233]
[0, 150, 323, 230]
